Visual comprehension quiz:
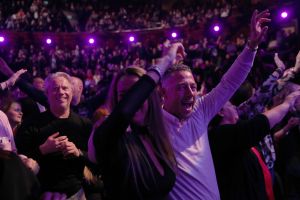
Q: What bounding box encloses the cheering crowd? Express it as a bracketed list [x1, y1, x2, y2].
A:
[1, 1, 300, 200]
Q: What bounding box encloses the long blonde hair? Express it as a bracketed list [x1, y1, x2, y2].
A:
[106, 66, 176, 194]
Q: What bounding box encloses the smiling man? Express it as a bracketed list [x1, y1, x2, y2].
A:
[161, 9, 271, 200]
[161, 55, 256, 200]
[15, 72, 92, 199]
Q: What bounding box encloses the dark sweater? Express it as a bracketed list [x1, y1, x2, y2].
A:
[15, 110, 92, 197]
[93, 75, 176, 200]
[209, 114, 271, 200]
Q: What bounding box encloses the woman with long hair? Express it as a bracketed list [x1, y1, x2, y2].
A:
[0, 96, 23, 134]
[88, 43, 184, 199]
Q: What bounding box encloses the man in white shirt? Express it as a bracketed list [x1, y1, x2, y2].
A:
[160, 10, 271, 199]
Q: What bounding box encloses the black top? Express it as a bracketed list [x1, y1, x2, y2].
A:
[93, 75, 176, 200]
[209, 114, 271, 200]
[19, 96, 42, 121]
[275, 125, 300, 197]
[15, 110, 92, 197]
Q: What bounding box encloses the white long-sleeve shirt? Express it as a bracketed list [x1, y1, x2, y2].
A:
[165, 47, 257, 200]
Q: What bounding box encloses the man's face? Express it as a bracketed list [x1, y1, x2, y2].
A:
[46, 76, 73, 111]
[33, 77, 44, 91]
[162, 70, 198, 120]
[220, 101, 239, 124]
[71, 77, 83, 106]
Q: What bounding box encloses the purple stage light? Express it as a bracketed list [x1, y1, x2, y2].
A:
[129, 36, 135, 42]
[281, 11, 288, 18]
[46, 38, 52, 44]
[213, 25, 220, 32]
[0, 36, 4, 42]
[171, 32, 177, 38]
[89, 38, 95, 44]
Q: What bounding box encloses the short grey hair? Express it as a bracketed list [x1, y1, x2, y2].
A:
[163, 63, 192, 80]
[44, 72, 73, 92]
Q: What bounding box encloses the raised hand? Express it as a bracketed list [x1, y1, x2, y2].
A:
[148, 42, 186, 82]
[284, 90, 300, 111]
[248, 9, 271, 50]
[6, 68, 27, 88]
[163, 42, 186, 65]
[294, 51, 300, 71]
[274, 53, 286, 70]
